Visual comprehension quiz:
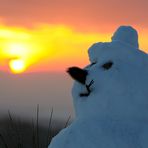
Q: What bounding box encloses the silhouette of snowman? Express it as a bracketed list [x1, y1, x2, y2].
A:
[49, 26, 148, 148]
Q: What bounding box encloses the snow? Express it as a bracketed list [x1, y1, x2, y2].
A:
[48, 26, 148, 148]
[111, 26, 139, 48]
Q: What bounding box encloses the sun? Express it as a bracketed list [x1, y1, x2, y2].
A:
[9, 59, 26, 74]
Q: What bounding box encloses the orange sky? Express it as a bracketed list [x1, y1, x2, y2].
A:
[0, 0, 148, 73]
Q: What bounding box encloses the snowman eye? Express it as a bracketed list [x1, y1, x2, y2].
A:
[102, 61, 113, 70]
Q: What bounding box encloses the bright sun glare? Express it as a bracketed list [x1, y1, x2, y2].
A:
[1, 24, 147, 73]
[9, 59, 26, 74]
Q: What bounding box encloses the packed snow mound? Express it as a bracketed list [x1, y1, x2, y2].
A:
[88, 26, 140, 64]
[48, 26, 148, 148]
[112, 26, 139, 48]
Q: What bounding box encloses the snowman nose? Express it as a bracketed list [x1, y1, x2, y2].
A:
[67, 67, 88, 84]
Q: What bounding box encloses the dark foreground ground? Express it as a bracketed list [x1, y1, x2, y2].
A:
[0, 114, 71, 148]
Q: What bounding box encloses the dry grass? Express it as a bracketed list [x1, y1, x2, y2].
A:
[0, 105, 71, 148]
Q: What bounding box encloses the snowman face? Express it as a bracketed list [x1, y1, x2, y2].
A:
[70, 42, 148, 120]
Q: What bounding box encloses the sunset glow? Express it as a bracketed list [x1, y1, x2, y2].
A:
[0, 0, 148, 74]
[0, 24, 148, 74]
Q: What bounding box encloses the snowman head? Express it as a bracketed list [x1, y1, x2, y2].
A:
[67, 26, 148, 120]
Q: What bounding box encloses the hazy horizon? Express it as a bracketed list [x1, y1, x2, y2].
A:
[0, 71, 75, 120]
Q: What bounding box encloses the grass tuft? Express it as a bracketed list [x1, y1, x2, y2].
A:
[0, 106, 71, 148]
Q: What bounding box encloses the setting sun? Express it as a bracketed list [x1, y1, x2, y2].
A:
[9, 59, 26, 74]
[0, 24, 148, 73]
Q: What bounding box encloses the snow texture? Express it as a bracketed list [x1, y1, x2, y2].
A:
[48, 26, 148, 148]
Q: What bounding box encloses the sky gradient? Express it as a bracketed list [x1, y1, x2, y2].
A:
[0, 0, 148, 31]
[0, 0, 148, 120]
[0, 0, 148, 73]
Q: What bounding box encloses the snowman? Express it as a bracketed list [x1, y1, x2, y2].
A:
[48, 26, 148, 148]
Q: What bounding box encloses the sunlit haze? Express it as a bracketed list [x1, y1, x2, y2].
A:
[0, 24, 111, 73]
[0, 24, 148, 74]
